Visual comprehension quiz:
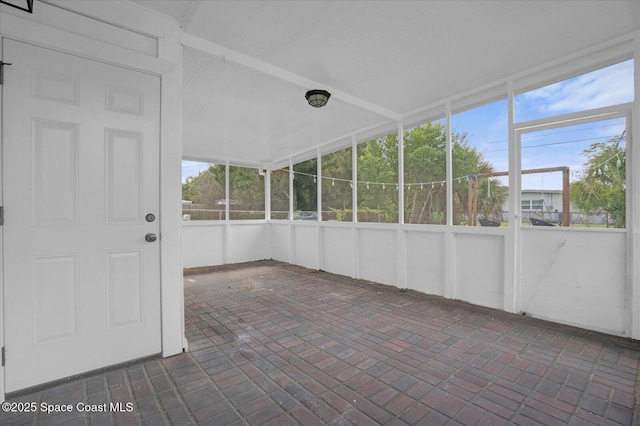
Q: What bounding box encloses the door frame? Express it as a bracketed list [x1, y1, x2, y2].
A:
[0, 4, 185, 401]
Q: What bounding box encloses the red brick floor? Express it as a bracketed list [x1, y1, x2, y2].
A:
[2, 260, 640, 425]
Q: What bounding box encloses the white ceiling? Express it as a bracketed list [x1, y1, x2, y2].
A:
[131, 0, 639, 165]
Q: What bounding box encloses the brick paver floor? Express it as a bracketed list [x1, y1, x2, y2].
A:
[2, 260, 640, 425]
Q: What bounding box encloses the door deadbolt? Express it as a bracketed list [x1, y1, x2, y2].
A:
[145, 213, 156, 222]
[145, 233, 157, 242]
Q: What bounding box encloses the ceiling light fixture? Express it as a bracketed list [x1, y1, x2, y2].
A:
[305, 89, 331, 108]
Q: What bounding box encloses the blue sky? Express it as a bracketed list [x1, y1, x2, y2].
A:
[183, 160, 213, 183]
[515, 60, 631, 190]
[183, 60, 634, 191]
[453, 59, 633, 191]
[515, 60, 633, 122]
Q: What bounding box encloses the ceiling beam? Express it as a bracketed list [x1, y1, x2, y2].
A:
[180, 33, 402, 122]
[180, 0, 201, 32]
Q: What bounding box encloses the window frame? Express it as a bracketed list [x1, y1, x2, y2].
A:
[514, 103, 632, 230]
[181, 159, 268, 223]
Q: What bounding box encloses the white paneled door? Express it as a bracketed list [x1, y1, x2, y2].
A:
[2, 40, 161, 392]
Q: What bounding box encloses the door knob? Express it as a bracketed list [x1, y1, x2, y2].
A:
[145, 233, 157, 242]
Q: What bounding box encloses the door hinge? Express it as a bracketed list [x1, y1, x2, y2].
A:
[2, 347, 5, 367]
[0, 206, 4, 226]
[0, 62, 12, 85]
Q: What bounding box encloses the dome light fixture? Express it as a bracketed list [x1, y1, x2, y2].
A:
[305, 89, 331, 108]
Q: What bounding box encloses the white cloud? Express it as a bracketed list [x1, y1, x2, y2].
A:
[182, 160, 212, 183]
[519, 60, 634, 118]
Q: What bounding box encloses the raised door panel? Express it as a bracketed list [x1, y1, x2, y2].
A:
[33, 255, 79, 345]
[32, 119, 79, 226]
[105, 129, 143, 223]
[31, 68, 79, 105]
[107, 251, 144, 330]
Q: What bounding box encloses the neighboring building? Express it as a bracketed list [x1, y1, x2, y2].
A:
[509, 189, 564, 224]
[501, 190, 609, 225]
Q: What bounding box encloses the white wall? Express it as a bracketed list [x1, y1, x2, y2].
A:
[268, 222, 291, 263]
[358, 227, 398, 286]
[277, 222, 628, 337]
[292, 223, 320, 270]
[182, 223, 225, 268]
[322, 225, 355, 278]
[404, 229, 445, 295]
[182, 221, 269, 268]
[521, 228, 626, 335]
[453, 231, 505, 310]
[228, 223, 268, 264]
[183, 219, 629, 337]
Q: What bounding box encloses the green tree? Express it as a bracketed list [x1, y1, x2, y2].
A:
[321, 147, 352, 221]
[184, 123, 507, 224]
[452, 132, 507, 225]
[181, 176, 198, 202]
[213, 165, 264, 219]
[404, 123, 446, 224]
[182, 164, 266, 220]
[182, 164, 224, 207]
[571, 135, 625, 227]
[404, 122, 507, 224]
[357, 133, 399, 223]
[312, 122, 506, 224]
[293, 159, 317, 214]
[270, 168, 290, 219]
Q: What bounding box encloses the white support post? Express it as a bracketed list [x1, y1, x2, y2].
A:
[352, 135, 359, 279]
[265, 166, 271, 220]
[289, 157, 295, 265]
[446, 103, 453, 227]
[397, 122, 406, 288]
[505, 81, 520, 313]
[317, 147, 322, 222]
[289, 158, 294, 220]
[630, 34, 640, 339]
[352, 135, 358, 223]
[626, 110, 635, 337]
[398, 122, 405, 225]
[444, 103, 454, 299]
[158, 32, 187, 357]
[224, 160, 230, 264]
[396, 122, 407, 289]
[317, 147, 323, 270]
[265, 166, 271, 260]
